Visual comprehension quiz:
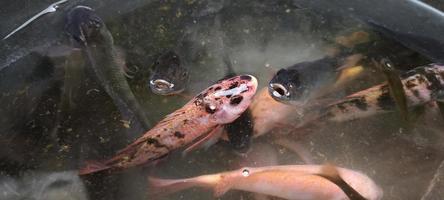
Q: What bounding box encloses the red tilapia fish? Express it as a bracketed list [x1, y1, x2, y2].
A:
[148, 165, 383, 200]
[79, 75, 258, 175]
[315, 64, 444, 122]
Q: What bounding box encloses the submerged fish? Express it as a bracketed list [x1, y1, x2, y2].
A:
[148, 165, 382, 200]
[316, 64, 444, 123]
[373, 58, 410, 121]
[292, 0, 444, 63]
[268, 54, 363, 106]
[79, 75, 258, 175]
[65, 6, 151, 129]
[149, 51, 189, 95]
[250, 88, 302, 137]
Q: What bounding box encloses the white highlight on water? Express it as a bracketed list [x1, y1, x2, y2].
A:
[2, 0, 69, 40]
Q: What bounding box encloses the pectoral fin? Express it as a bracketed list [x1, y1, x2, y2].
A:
[213, 178, 233, 197]
[373, 58, 409, 121]
[333, 65, 364, 89]
[182, 125, 224, 156]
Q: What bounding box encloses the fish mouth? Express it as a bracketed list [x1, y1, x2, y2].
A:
[149, 79, 182, 95]
[269, 83, 290, 100]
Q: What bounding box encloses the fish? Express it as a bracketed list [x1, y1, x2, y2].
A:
[372, 58, 410, 121]
[223, 108, 254, 152]
[148, 164, 383, 200]
[335, 31, 370, 48]
[149, 51, 189, 95]
[268, 54, 364, 107]
[291, 0, 444, 63]
[250, 88, 303, 137]
[78, 75, 258, 175]
[220, 51, 255, 152]
[64, 6, 151, 129]
[314, 64, 444, 123]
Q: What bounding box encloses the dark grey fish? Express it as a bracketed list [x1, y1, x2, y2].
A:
[0, 0, 158, 72]
[65, 6, 151, 129]
[268, 56, 343, 105]
[149, 51, 189, 95]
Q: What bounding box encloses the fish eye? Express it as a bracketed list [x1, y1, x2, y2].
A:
[270, 83, 289, 98]
[150, 79, 174, 91]
[384, 61, 393, 69]
[204, 103, 217, 114]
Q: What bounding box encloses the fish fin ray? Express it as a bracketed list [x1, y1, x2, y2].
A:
[213, 179, 232, 197]
[78, 160, 110, 176]
[335, 54, 364, 71]
[316, 164, 368, 200]
[182, 125, 223, 156]
[148, 177, 195, 198]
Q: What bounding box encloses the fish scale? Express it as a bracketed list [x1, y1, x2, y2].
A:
[318, 64, 444, 122]
[78, 75, 258, 175]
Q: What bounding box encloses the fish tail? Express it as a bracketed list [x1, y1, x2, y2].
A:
[147, 177, 196, 197]
[78, 160, 112, 176]
[317, 164, 368, 200]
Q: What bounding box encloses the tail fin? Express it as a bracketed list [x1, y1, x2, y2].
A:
[316, 164, 368, 200]
[78, 160, 111, 176]
[147, 177, 196, 198]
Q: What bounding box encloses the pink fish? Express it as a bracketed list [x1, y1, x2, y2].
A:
[148, 164, 383, 200]
[79, 75, 258, 175]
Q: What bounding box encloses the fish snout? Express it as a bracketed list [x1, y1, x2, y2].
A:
[149, 79, 177, 95]
[269, 83, 290, 100]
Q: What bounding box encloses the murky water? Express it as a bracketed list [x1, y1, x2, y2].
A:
[1, 1, 444, 200]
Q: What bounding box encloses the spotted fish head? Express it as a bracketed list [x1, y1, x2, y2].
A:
[195, 75, 258, 124]
[149, 51, 189, 95]
[65, 6, 109, 46]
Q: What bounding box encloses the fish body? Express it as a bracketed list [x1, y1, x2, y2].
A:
[250, 88, 303, 137]
[149, 51, 189, 95]
[79, 75, 258, 175]
[65, 6, 151, 129]
[268, 52, 366, 107]
[319, 64, 444, 122]
[148, 165, 382, 200]
[268, 57, 340, 105]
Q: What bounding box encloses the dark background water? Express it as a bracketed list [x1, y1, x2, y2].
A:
[1, 0, 444, 199]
